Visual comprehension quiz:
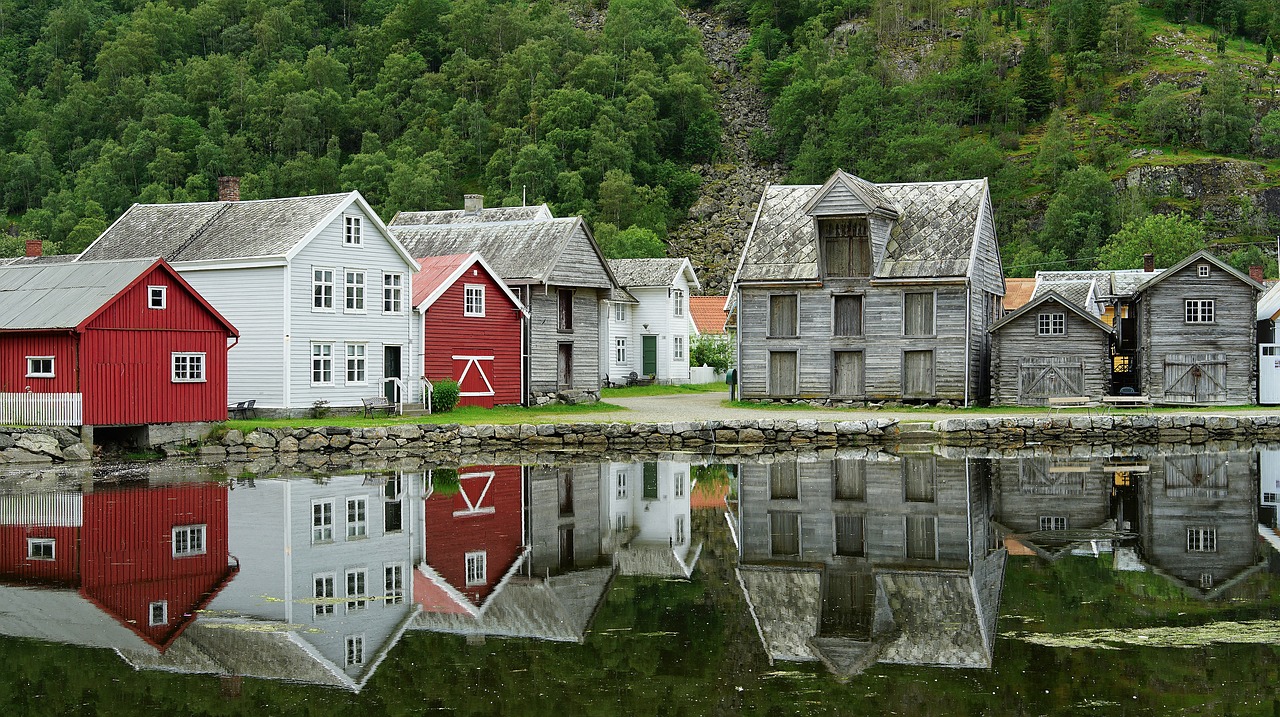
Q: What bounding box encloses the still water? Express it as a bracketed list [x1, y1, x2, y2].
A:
[2, 445, 1279, 715]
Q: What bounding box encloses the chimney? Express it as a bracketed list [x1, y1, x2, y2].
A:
[1142, 252, 1154, 273]
[1251, 265, 1264, 283]
[24, 239, 42, 257]
[218, 176, 241, 202]
[464, 194, 484, 215]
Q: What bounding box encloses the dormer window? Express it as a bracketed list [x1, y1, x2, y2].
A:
[820, 217, 870, 278]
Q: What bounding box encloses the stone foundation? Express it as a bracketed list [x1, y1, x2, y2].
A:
[530, 389, 600, 406]
[0, 426, 91, 464]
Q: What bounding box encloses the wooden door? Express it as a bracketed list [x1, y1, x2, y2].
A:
[453, 355, 495, 408]
[902, 350, 934, 398]
[557, 343, 573, 389]
[768, 351, 797, 396]
[832, 351, 864, 396]
[641, 335, 657, 376]
[1163, 353, 1227, 404]
[1017, 356, 1085, 404]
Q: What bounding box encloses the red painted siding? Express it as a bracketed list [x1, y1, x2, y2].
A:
[80, 329, 229, 425]
[85, 265, 228, 333]
[0, 333, 77, 394]
[422, 266, 523, 407]
[422, 465, 523, 606]
[0, 524, 81, 585]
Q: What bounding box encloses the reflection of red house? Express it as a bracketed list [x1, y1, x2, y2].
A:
[416, 465, 525, 614]
[413, 253, 526, 408]
[0, 482, 237, 651]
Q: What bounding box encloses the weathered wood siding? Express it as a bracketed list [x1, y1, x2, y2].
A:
[991, 458, 1112, 533]
[545, 225, 613, 289]
[809, 183, 870, 216]
[990, 299, 1111, 405]
[527, 464, 604, 576]
[528, 286, 603, 394]
[1138, 263, 1257, 404]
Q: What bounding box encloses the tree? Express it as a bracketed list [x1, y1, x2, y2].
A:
[1134, 83, 1191, 145]
[1199, 61, 1253, 154]
[1095, 213, 1206, 270]
[1098, 0, 1142, 70]
[1259, 110, 1280, 156]
[594, 223, 666, 258]
[1017, 31, 1055, 120]
[1039, 166, 1116, 260]
[1035, 110, 1077, 186]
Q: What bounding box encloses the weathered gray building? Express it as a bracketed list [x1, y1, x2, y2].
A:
[990, 290, 1113, 405]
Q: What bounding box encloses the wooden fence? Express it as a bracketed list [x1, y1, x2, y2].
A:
[0, 392, 83, 427]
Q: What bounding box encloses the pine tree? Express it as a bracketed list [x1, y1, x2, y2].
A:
[1266, 36, 1275, 66]
[1200, 61, 1253, 154]
[1018, 31, 1055, 120]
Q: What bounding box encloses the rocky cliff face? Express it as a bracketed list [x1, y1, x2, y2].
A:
[1118, 158, 1280, 238]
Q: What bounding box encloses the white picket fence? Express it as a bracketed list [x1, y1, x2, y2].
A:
[0, 392, 83, 427]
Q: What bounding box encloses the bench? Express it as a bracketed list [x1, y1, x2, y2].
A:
[228, 399, 257, 419]
[361, 396, 394, 417]
[1100, 394, 1152, 413]
[1046, 396, 1098, 415]
[626, 371, 655, 387]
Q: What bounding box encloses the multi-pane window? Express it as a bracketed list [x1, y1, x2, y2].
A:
[834, 295, 863, 336]
[346, 344, 366, 383]
[313, 269, 334, 310]
[311, 343, 333, 384]
[171, 353, 206, 382]
[148, 285, 167, 309]
[673, 336, 685, 360]
[384, 564, 404, 605]
[346, 497, 367, 538]
[1265, 492, 1278, 503]
[345, 270, 365, 311]
[616, 471, 627, 499]
[344, 215, 362, 245]
[171, 524, 206, 557]
[149, 600, 168, 626]
[465, 551, 487, 586]
[673, 289, 685, 317]
[1037, 312, 1066, 335]
[345, 635, 365, 666]
[674, 472, 685, 498]
[346, 569, 367, 611]
[314, 573, 335, 615]
[383, 273, 404, 313]
[1187, 527, 1217, 552]
[26, 538, 54, 560]
[312, 500, 334, 542]
[1185, 299, 1215, 323]
[674, 515, 686, 545]
[1197, 264, 1210, 277]
[903, 292, 935, 336]
[768, 294, 798, 337]
[820, 217, 871, 277]
[615, 338, 627, 364]
[464, 285, 485, 316]
[25, 356, 53, 378]
[1039, 516, 1068, 531]
[614, 303, 626, 322]
[616, 514, 629, 532]
[558, 289, 574, 331]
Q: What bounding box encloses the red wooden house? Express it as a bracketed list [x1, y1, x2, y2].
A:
[0, 482, 237, 652]
[0, 258, 238, 427]
[413, 253, 526, 408]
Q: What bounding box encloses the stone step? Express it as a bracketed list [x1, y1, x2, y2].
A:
[894, 421, 938, 443]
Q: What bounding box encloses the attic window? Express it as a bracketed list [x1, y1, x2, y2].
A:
[1037, 313, 1066, 336]
[820, 217, 871, 278]
[344, 216, 362, 246]
[1198, 264, 1210, 278]
[148, 285, 167, 309]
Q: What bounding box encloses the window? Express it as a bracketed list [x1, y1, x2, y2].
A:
[1265, 492, 1278, 503]
[615, 338, 627, 364]
[674, 472, 685, 498]
[768, 294, 798, 337]
[346, 497, 367, 538]
[384, 564, 404, 605]
[26, 538, 54, 560]
[1200, 573, 1214, 589]
[311, 343, 333, 385]
[346, 569, 367, 611]
[314, 573, 335, 616]
[614, 303, 626, 322]
[673, 336, 685, 360]
[464, 284, 485, 316]
[344, 215, 362, 246]
[558, 289, 574, 331]
[616, 471, 627, 499]
[383, 273, 404, 313]
[345, 270, 365, 312]
[834, 295, 863, 336]
[312, 500, 334, 542]
[903, 456, 935, 503]
[769, 512, 800, 556]
[313, 269, 334, 310]
[346, 344, 366, 383]
[1198, 264, 1210, 277]
[1039, 516, 1068, 531]
[1187, 527, 1217, 552]
[171, 353, 206, 383]
[616, 514, 629, 532]
[835, 515, 864, 557]
[1038, 312, 1066, 336]
[149, 601, 168, 626]
[903, 292, 935, 336]
[673, 289, 685, 317]
[172, 524, 207, 557]
[769, 463, 799, 500]
[820, 217, 871, 277]
[1185, 299, 1214, 323]
[675, 514, 686, 545]
[465, 551, 487, 586]
[345, 635, 365, 666]
[148, 285, 167, 309]
[25, 356, 54, 378]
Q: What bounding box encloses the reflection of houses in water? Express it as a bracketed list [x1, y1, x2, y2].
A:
[1259, 450, 1280, 530]
[991, 457, 1136, 560]
[603, 461, 702, 578]
[123, 473, 423, 691]
[0, 482, 236, 654]
[733, 454, 1006, 678]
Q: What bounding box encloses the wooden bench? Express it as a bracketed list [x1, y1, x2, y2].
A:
[1046, 396, 1098, 415]
[1100, 394, 1152, 413]
[228, 399, 257, 419]
[362, 396, 394, 417]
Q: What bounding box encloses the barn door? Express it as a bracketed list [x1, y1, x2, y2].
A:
[1017, 356, 1086, 405]
[1163, 353, 1227, 404]
[902, 350, 934, 398]
[452, 355, 495, 408]
[557, 344, 573, 389]
[768, 351, 797, 396]
[832, 351, 864, 396]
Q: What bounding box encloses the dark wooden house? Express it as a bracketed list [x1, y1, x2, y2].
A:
[728, 170, 1004, 405]
[989, 290, 1113, 405]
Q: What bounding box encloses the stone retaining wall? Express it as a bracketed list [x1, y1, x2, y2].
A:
[0, 427, 90, 464]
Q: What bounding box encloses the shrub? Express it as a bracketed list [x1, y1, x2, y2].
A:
[691, 334, 733, 371]
[430, 378, 460, 413]
[430, 468, 460, 496]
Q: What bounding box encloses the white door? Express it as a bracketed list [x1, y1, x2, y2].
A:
[1260, 345, 1280, 404]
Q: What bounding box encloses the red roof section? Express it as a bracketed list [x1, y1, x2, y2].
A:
[1003, 278, 1036, 312]
[412, 253, 474, 307]
[689, 296, 729, 335]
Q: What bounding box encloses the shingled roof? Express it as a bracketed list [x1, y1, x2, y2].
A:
[607, 258, 700, 289]
[0, 258, 162, 330]
[390, 204, 553, 227]
[689, 296, 730, 335]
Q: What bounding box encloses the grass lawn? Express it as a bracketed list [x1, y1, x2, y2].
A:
[600, 382, 727, 399]
[221, 401, 628, 431]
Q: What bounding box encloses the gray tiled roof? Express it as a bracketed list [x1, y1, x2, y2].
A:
[413, 568, 614, 643]
[607, 258, 689, 288]
[1033, 279, 1094, 310]
[1036, 269, 1163, 298]
[0, 254, 78, 266]
[390, 205, 552, 227]
[79, 194, 353, 262]
[0, 258, 158, 330]
[391, 218, 584, 284]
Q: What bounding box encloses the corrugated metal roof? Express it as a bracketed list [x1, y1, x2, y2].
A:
[411, 254, 474, 308]
[391, 218, 583, 284]
[607, 258, 689, 287]
[390, 205, 552, 227]
[0, 258, 157, 330]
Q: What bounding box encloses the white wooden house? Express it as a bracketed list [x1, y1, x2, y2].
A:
[77, 181, 420, 415]
[604, 258, 700, 385]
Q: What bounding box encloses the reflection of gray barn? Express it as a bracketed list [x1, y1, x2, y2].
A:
[734, 454, 1005, 677]
[990, 291, 1113, 405]
[992, 457, 1114, 537]
[527, 464, 607, 578]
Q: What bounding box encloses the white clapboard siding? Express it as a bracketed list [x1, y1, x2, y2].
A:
[0, 392, 82, 427]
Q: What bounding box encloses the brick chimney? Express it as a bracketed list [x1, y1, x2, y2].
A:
[464, 194, 483, 215]
[24, 239, 42, 257]
[1142, 252, 1155, 272]
[1250, 265, 1264, 283]
[218, 176, 241, 202]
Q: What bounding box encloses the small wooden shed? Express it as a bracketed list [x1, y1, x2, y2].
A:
[989, 290, 1113, 405]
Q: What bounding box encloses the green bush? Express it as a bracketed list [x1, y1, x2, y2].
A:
[430, 379, 460, 413]
[691, 334, 733, 371]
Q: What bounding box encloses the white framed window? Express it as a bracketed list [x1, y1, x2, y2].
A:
[384, 563, 404, 605]
[149, 600, 168, 626]
[345, 634, 365, 666]
[673, 289, 684, 317]
[312, 499, 335, 542]
[313, 268, 334, 311]
[314, 572, 336, 616]
[25, 356, 54, 378]
[464, 285, 486, 316]
[171, 353, 206, 383]
[1039, 516, 1068, 531]
[344, 215, 362, 246]
[675, 514, 686, 545]
[383, 273, 404, 314]
[1265, 492, 1278, 503]
[465, 551, 487, 586]
[345, 270, 366, 312]
[616, 513, 629, 532]
[615, 337, 627, 364]
[346, 569, 367, 611]
[26, 537, 54, 560]
[311, 343, 333, 385]
[1037, 312, 1066, 336]
[673, 336, 685, 360]
[1187, 526, 1217, 552]
[346, 497, 368, 539]
[172, 524, 207, 557]
[616, 471, 627, 499]
[1197, 264, 1210, 278]
[346, 343, 367, 383]
[148, 285, 167, 309]
[614, 303, 626, 322]
[675, 472, 685, 498]
[1185, 299, 1214, 323]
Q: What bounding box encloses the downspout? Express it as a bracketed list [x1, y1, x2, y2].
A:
[964, 283, 971, 408]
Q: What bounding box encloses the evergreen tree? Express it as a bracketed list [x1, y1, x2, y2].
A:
[1267, 35, 1275, 65]
[1018, 31, 1055, 120]
[1199, 61, 1253, 153]
[1035, 110, 1078, 186]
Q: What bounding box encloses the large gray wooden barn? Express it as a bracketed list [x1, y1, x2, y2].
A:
[989, 289, 1113, 406]
[728, 170, 1005, 404]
